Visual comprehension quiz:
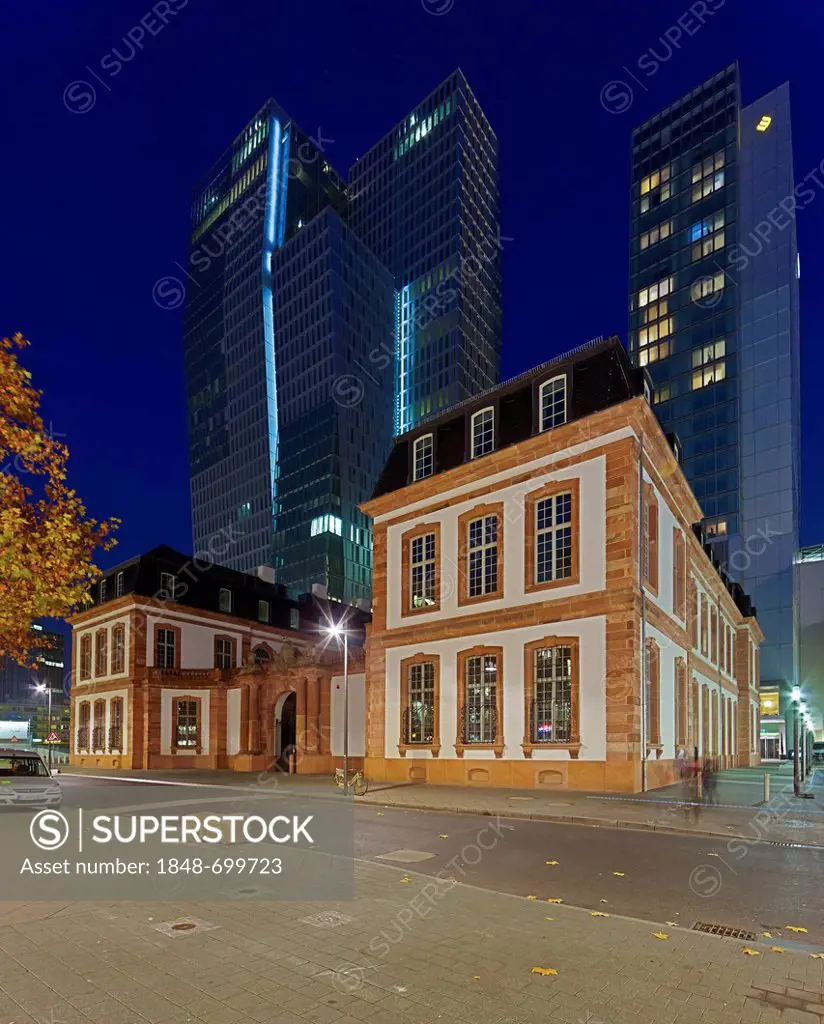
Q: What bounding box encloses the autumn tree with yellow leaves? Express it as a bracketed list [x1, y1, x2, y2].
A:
[0, 333, 119, 665]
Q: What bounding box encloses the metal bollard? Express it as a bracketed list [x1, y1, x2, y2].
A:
[764, 772, 770, 803]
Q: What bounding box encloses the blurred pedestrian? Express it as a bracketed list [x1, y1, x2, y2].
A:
[702, 757, 718, 805]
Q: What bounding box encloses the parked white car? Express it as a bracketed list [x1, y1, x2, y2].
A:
[0, 747, 62, 810]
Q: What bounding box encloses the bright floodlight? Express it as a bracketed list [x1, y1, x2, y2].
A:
[34, 682, 46, 693]
[326, 624, 341, 638]
[792, 686, 802, 702]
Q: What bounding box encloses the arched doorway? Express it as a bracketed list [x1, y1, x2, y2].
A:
[274, 691, 297, 772]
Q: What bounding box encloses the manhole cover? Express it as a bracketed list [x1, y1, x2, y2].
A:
[153, 917, 220, 938]
[299, 911, 353, 929]
[692, 921, 757, 941]
[376, 849, 436, 864]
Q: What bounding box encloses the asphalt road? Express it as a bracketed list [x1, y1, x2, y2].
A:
[45, 774, 824, 946]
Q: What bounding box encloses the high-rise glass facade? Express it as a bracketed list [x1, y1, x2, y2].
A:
[629, 64, 801, 699]
[184, 73, 501, 601]
[272, 208, 394, 603]
[349, 70, 502, 435]
[185, 101, 346, 574]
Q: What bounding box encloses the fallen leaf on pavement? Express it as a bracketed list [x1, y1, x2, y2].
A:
[439, 834, 449, 839]
[531, 967, 558, 976]
[376, 812, 384, 816]
[545, 860, 560, 865]
[652, 932, 669, 940]
[547, 898, 564, 904]
[527, 895, 538, 900]
[810, 953, 824, 959]
[707, 852, 720, 857]
[590, 912, 610, 918]
[612, 871, 625, 877]
[786, 926, 808, 933]
[599, 899, 609, 904]
[762, 931, 773, 938]
[742, 949, 761, 957]
[472, 976, 481, 980]
[399, 877, 413, 884]
[544, 916, 554, 921]
[770, 947, 786, 953]
[665, 922, 679, 927]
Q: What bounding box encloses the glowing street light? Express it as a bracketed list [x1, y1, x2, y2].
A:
[33, 682, 54, 772]
[324, 621, 349, 793]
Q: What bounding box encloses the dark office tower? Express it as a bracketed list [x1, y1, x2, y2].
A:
[348, 70, 502, 435]
[184, 101, 347, 575]
[272, 209, 394, 603]
[629, 64, 801, 704]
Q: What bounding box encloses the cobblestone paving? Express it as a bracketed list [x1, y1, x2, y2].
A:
[1, 862, 823, 1024]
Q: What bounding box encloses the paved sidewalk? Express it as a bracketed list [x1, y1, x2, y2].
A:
[2, 860, 823, 1024]
[60, 766, 824, 847]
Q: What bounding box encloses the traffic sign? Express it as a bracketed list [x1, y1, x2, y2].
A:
[46, 732, 60, 744]
[9, 735, 18, 743]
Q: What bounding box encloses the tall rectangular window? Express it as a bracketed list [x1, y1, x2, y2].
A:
[109, 698, 123, 752]
[219, 588, 232, 613]
[99, 579, 107, 603]
[94, 630, 107, 677]
[79, 635, 92, 681]
[673, 528, 686, 620]
[530, 646, 572, 743]
[467, 515, 498, 598]
[156, 628, 176, 670]
[470, 407, 494, 458]
[539, 377, 567, 431]
[404, 661, 435, 744]
[691, 151, 725, 201]
[535, 492, 572, 584]
[112, 624, 125, 674]
[462, 655, 498, 744]
[410, 532, 437, 609]
[413, 434, 434, 481]
[214, 637, 233, 669]
[115, 571, 125, 598]
[642, 484, 659, 593]
[174, 700, 199, 750]
[159, 573, 177, 599]
[257, 600, 269, 623]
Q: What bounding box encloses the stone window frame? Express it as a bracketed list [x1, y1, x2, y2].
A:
[112, 623, 126, 675]
[642, 481, 659, 596]
[522, 635, 581, 758]
[94, 629, 108, 678]
[710, 605, 718, 665]
[109, 697, 124, 753]
[675, 656, 687, 749]
[523, 477, 581, 595]
[76, 701, 91, 752]
[644, 637, 662, 755]
[537, 374, 568, 432]
[401, 521, 442, 618]
[154, 623, 181, 671]
[79, 634, 92, 681]
[92, 698, 107, 752]
[700, 594, 709, 658]
[398, 653, 441, 758]
[469, 406, 495, 460]
[172, 695, 203, 754]
[457, 501, 504, 607]
[455, 645, 504, 758]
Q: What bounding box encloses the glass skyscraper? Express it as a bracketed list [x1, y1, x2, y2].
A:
[184, 72, 501, 601]
[629, 63, 801, 708]
[349, 70, 502, 435]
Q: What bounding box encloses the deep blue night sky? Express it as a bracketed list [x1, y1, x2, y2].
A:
[3, 0, 823, 574]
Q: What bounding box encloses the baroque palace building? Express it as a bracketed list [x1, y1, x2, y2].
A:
[361, 336, 763, 792]
[69, 546, 366, 772]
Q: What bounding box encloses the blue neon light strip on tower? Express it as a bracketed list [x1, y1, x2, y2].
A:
[261, 115, 288, 515]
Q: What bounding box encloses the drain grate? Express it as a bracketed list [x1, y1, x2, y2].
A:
[692, 921, 757, 941]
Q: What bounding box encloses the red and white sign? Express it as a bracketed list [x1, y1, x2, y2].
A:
[46, 732, 60, 744]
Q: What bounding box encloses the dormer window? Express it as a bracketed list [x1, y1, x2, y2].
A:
[539, 376, 567, 431]
[470, 407, 495, 459]
[413, 434, 434, 481]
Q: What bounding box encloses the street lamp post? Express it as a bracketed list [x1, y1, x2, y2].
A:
[34, 682, 53, 773]
[792, 686, 801, 797]
[325, 623, 349, 794]
[800, 703, 807, 780]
